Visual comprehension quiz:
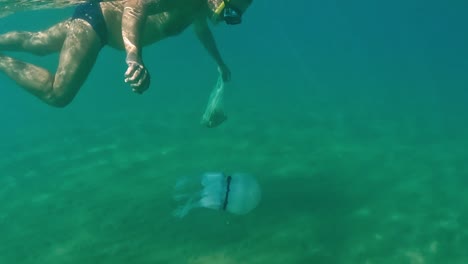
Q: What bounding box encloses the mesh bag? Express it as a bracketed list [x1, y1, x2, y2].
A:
[201, 74, 227, 128]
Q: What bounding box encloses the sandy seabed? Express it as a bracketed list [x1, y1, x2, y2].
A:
[1, 106, 467, 264]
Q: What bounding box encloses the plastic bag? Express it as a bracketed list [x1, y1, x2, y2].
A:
[201, 73, 227, 128]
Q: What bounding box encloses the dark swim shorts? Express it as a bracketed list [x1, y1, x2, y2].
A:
[72, 0, 108, 46]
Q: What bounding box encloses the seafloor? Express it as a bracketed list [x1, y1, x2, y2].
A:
[1, 104, 467, 264]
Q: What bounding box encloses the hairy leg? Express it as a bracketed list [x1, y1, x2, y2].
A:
[0, 19, 102, 107]
[0, 20, 70, 56]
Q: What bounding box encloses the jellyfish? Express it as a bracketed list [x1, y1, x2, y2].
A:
[173, 172, 261, 218]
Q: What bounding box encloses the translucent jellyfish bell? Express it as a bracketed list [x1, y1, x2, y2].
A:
[173, 172, 261, 218]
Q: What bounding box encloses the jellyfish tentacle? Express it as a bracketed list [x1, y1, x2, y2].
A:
[173, 196, 197, 218]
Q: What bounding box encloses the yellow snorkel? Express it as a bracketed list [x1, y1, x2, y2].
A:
[211, 0, 228, 23]
[211, 0, 242, 25]
[214, 0, 227, 17]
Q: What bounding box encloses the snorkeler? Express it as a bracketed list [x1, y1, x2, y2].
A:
[0, 0, 252, 107]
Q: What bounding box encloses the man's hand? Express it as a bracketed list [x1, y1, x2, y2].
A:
[218, 63, 231, 82]
[124, 61, 150, 94]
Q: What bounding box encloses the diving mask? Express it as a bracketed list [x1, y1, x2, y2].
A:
[214, 0, 243, 25]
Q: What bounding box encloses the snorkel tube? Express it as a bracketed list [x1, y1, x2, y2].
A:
[209, 0, 242, 25]
[207, 0, 226, 23]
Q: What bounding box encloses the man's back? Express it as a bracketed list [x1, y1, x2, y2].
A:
[101, 0, 206, 50]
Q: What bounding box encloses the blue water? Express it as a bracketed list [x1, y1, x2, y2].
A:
[1, 1, 468, 263]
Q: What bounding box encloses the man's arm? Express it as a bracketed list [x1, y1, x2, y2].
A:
[122, 0, 169, 64]
[193, 18, 231, 81]
[121, 0, 169, 93]
[122, 0, 146, 65]
[121, 0, 149, 93]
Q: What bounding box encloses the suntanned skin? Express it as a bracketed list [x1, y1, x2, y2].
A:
[0, 0, 251, 107]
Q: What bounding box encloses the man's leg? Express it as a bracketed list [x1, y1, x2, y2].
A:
[0, 19, 102, 107]
[0, 20, 70, 55]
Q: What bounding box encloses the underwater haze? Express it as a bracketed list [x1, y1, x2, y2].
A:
[1, 0, 468, 263]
